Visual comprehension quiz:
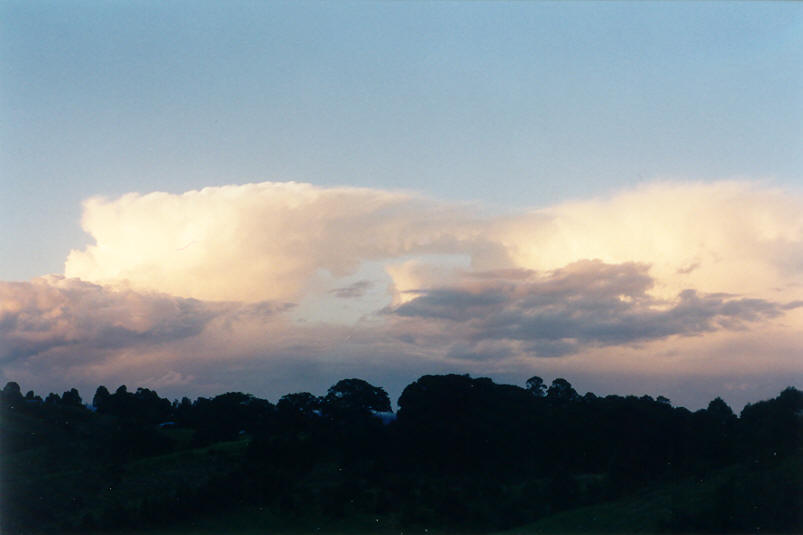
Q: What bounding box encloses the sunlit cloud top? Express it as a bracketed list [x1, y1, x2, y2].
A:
[3, 2, 802, 411]
[65, 180, 803, 308]
[0, 179, 796, 410]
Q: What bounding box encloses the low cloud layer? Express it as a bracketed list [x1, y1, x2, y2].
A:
[1, 179, 800, 409]
[0, 276, 293, 387]
[391, 260, 794, 358]
[0, 276, 214, 363]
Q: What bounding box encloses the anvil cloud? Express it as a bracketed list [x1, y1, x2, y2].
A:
[2, 180, 801, 408]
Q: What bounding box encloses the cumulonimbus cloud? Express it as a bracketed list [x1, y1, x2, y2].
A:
[487, 180, 803, 301]
[3, 179, 799, 408]
[64, 180, 803, 309]
[64, 182, 492, 302]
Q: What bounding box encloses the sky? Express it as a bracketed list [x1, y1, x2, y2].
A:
[1, 1, 801, 411]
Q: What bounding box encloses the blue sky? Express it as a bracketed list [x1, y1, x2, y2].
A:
[1, 2, 801, 408]
[2, 1, 800, 280]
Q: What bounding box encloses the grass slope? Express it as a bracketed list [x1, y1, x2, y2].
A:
[495, 457, 802, 534]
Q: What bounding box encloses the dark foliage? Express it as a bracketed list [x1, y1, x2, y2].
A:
[1, 376, 800, 534]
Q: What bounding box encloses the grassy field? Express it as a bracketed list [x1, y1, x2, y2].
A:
[59, 458, 796, 535]
[2, 420, 252, 533]
[494, 457, 802, 535]
[5, 404, 799, 535]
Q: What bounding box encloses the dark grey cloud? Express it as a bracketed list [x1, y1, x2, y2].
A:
[329, 280, 374, 299]
[395, 287, 509, 321]
[0, 277, 288, 363]
[391, 260, 794, 358]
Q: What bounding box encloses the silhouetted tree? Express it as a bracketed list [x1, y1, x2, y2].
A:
[547, 378, 579, 402]
[2, 381, 24, 409]
[23, 390, 42, 404]
[525, 376, 546, 397]
[192, 391, 275, 445]
[93, 385, 110, 410]
[277, 392, 321, 427]
[739, 386, 802, 462]
[396, 374, 534, 476]
[61, 388, 83, 407]
[278, 392, 319, 412]
[707, 397, 735, 420]
[172, 396, 193, 427]
[323, 378, 391, 415]
[4, 374, 801, 535]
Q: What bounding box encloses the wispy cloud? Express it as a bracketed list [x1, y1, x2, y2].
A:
[329, 280, 374, 299]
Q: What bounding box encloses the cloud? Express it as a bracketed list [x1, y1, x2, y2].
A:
[389, 260, 795, 358]
[0, 276, 209, 362]
[65, 182, 492, 302]
[0, 275, 426, 402]
[0, 276, 293, 377]
[488, 180, 803, 302]
[145, 370, 196, 389]
[329, 280, 374, 299]
[64, 180, 803, 309]
[3, 179, 800, 409]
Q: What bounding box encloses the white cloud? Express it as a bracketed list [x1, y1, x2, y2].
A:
[492, 180, 803, 301]
[3, 179, 800, 408]
[65, 182, 488, 302]
[60, 178, 803, 341]
[65, 180, 803, 308]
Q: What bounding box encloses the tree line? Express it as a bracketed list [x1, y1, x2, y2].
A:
[1, 375, 801, 533]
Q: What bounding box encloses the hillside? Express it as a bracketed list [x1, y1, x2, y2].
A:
[1, 376, 800, 534]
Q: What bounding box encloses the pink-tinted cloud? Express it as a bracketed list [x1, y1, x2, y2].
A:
[1, 180, 800, 409]
[0, 276, 293, 391]
[389, 260, 795, 358]
[64, 182, 494, 302]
